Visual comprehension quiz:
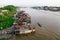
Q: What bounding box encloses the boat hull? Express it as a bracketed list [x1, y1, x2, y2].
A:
[15, 29, 35, 34]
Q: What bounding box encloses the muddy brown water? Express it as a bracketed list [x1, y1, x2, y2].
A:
[16, 8, 60, 40]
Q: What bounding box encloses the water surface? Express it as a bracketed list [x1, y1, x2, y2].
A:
[16, 8, 60, 40]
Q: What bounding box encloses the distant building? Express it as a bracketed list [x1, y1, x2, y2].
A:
[1, 10, 9, 14]
[1, 10, 8, 12]
[0, 10, 9, 15]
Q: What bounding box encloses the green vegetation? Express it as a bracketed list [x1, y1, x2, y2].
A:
[4, 5, 16, 12]
[0, 5, 16, 30]
[0, 15, 14, 30]
[0, 38, 7, 40]
[0, 5, 16, 12]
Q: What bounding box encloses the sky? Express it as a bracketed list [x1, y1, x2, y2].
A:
[0, 0, 60, 7]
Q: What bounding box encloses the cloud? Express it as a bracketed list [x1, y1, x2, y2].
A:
[0, 0, 60, 7]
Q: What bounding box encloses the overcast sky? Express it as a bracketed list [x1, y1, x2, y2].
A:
[0, 0, 60, 7]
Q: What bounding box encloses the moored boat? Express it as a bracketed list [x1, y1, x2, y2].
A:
[6, 11, 35, 34]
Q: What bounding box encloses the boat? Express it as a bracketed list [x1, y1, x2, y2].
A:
[6, 11, 35, 34]
[14, 26, 35, 34]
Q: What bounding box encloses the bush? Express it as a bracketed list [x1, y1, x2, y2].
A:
[4, 5, 16, 12]
[0, 38, 7, 40]
[0, 16, 14, 30]
[0, 10, 14, 30]
[0, 5, 16, 30]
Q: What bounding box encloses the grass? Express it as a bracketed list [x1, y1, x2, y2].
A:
[0, 12, 14, 30]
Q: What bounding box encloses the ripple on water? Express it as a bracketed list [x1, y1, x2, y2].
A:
[16, 26, 59, 40]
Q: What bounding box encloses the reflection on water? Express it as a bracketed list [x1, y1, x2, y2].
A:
[16, 8, 60, 40]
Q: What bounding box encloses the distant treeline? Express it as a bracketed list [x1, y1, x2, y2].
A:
[31, 6, 60, 11]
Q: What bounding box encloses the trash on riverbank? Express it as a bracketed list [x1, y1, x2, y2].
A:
[6, 11, 35, 34]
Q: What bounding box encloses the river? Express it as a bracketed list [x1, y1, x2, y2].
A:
[16, 8, 60, 40]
